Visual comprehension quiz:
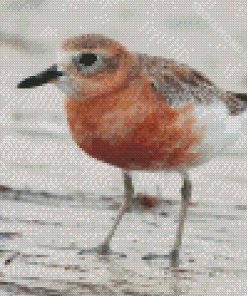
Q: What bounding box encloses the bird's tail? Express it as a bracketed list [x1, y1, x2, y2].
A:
[234, 93, 247, 102]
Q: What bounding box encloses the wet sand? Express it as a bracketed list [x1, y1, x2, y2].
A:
[0, 154, 246, 296]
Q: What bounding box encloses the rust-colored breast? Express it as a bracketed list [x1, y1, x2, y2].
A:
[65, 80, 204, 171]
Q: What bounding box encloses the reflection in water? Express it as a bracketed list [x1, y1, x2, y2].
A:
[0, 190, 246, 295]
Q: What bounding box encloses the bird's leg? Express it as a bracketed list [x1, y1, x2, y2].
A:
[98, 171, 134, 253]
[169, 172, 191, 268]
[78, 171, 134, 255]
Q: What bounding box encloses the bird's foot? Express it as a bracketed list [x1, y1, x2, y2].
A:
[142, 252, 170, 261]
[78, 244, 110, 255]
[78, 244, 126, 257]
[142, 250, 180, 268]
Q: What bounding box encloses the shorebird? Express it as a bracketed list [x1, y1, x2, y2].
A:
[17, 34, 247, 267]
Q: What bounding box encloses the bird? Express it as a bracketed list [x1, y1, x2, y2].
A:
[17, 34, 247, 268]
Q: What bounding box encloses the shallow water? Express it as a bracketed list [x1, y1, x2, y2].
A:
[0, 176, 246, 295]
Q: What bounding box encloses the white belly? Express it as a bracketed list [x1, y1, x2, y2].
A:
[188, 100, 247, 168]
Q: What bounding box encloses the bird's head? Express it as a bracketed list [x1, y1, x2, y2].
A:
[18, 34, 140, 100]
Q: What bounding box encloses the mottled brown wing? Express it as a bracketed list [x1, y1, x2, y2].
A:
[137, 53, 247, 115]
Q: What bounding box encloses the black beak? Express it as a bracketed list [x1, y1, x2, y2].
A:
[17, 65, 64, 89]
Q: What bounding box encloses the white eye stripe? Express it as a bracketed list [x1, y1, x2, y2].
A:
[56, 50, 75, 63]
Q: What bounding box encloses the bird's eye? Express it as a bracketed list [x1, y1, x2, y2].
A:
[72, 53, 103, 73]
